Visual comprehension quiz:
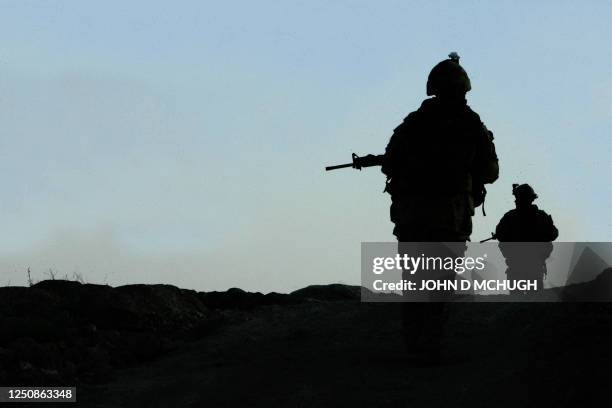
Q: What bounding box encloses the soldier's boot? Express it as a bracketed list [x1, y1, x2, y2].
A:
[401, 303, 446, 365]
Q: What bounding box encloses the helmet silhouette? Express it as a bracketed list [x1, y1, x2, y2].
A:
[426, 52, 472, 96]
[512, 183, 538, 201]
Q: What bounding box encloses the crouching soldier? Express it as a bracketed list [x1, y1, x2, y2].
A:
[495, 184, 559, 293]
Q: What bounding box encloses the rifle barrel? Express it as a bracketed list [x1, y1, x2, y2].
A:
[325, 163, 353, 171]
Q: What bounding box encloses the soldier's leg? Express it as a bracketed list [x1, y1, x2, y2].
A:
[506, 267, 518, 295]
[397, 229, 429, 350]
[419, 236, 466, 357]
[398, 226, 466, 361]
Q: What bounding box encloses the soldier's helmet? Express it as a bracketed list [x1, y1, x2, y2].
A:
[426, 52, 472, 96]
[512, 183, 538, 201]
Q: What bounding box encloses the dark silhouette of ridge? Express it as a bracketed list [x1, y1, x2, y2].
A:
[0, 280, 365, 387]
[561, 267, 612, 301]
[566, 246, 610, 285]
[2, 270, 611, 392]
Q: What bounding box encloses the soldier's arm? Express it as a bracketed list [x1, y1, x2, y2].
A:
[495, 213, 512, 242]
[382, 112, 419, 177]
[381, 121, 407, 177]
[545, 214, 559, 241]
[473, 126, 499, 184]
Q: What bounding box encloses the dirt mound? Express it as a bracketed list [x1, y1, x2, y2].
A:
[0, 280, 359, 386]
[291, 283, 362, 301]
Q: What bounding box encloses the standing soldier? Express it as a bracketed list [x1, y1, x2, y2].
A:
[381, 53, 499, 361]
[495, 184, 559, 293]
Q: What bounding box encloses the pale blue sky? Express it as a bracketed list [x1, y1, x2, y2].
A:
[0, 1, 610, 291]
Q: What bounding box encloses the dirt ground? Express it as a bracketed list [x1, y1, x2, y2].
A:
[78, 300, 612, 408]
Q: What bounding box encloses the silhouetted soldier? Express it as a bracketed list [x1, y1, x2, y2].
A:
[380, 53, 499, 361]
[495, 184, 559, 293]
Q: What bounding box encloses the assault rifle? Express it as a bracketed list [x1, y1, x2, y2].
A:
[325, 153, 384, 171]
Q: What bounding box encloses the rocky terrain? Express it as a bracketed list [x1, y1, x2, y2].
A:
[1, 275, 612, 407]
[0, 281, 356, 387]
